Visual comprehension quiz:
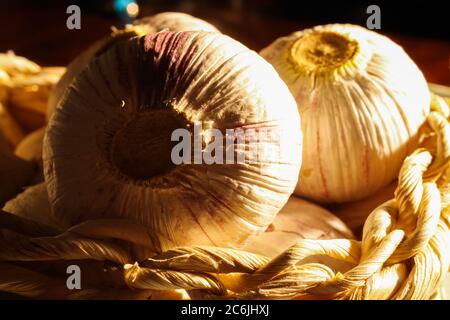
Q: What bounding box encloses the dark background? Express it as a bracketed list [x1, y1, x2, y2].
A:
[0, 0, 449, 84]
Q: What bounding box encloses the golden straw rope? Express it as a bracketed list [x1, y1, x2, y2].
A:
[0, 101, 448, 300]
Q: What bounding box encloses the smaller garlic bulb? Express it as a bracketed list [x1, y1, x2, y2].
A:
[0, 132, 35, 206]
[47, 12, 219, 120]
[244, 196, 354, 258]
[443, 274, 450, 300]
[15, 127, 45, 162]
[261, 24, 430, 203]
[14, 127, 46, 185]
[2, 183, 57, 229]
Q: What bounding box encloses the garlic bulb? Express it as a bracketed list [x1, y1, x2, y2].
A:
[2, 182, 57, 229]
[261, 24, 430, 203]
[0, 132, 35, 206]
[15, 127, 45, 162]
[244, 196, 354, 258]
[43, 31, 302, 252]
[8, 67, 64, 131]
[47, 12, 218, 120]
[14, 127, 45, 185]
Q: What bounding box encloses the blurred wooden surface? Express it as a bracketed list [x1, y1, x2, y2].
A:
[0, 2, 449, 85]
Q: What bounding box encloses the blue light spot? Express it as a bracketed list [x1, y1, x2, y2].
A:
[114, 0, 133, 13]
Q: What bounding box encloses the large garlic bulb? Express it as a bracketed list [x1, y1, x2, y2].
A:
[43, 31, 302, 253]
[47, 12, 218, 120]
[261, 24, 430, 203]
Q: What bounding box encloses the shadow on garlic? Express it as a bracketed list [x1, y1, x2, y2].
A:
[261, 24, 430, 203]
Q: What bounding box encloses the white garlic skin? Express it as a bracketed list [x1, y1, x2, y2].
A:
[43, 31, 302, 253]
[261, 24, 430, 203]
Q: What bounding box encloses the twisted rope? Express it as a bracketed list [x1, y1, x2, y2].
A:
[0, 102, 448, 300]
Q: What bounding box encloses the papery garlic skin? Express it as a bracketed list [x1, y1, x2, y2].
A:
[47, 12, 219, 121]
[44, 31, 302, 253]
[261, 24, 430, 203]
